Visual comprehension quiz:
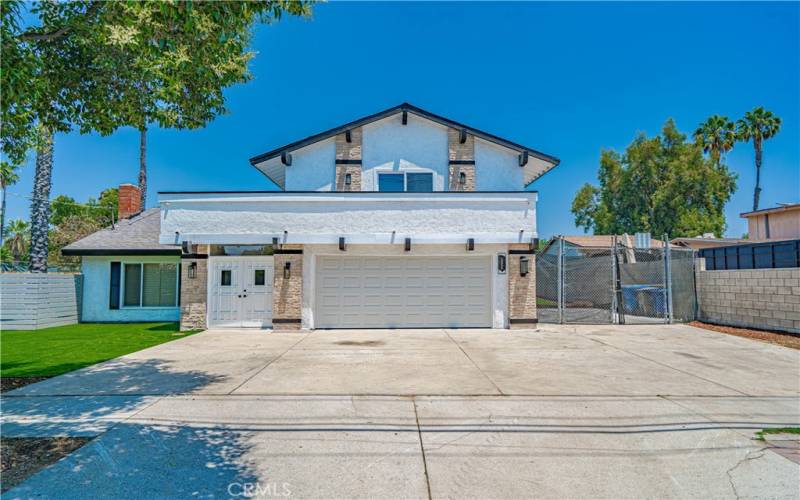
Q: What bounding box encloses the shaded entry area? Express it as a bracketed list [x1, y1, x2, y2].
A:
[536, 237, 697, 324]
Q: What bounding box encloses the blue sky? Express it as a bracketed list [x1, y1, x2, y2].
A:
[5, 1, 799, 239]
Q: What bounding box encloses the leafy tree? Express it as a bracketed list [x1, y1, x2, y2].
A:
[3, 218, 30, 264]
[694, 115, 736, 168]
[1, 1, 313, 272]
[79, 1, 313, 208]
[1, 162, 20, 246]
[736, 107, 782, 211]
[49, 188, 117, 227]
[572, 119, 737, 238]
[48, 214, 101, 270]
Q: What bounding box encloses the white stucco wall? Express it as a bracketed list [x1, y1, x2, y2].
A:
[361, 114, 449, 191]
[80, 256, 181, 322]
[283, 138, 336, 191]
[159, 192, 537, 245]
[301, 244, 508, 329]
[475, 138, 524, 191]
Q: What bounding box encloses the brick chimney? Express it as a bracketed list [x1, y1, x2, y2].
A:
[118, 184, 142, 220]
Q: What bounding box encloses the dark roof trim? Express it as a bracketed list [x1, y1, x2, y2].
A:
[61, 249, 181, 257]
[740, 203, 800, 217]
[248, 102, 560, 166]
[159, 190, 539, 195]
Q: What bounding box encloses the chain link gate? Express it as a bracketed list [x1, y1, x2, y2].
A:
[536, 236, 697, 324]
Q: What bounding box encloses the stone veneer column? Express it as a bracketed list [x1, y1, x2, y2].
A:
[273, 245, 303, 330]
[447, 128, 475, 191]
[335, 127, 362, 191]
[180, 244, 209, 331]
[507, 243, 537, 328]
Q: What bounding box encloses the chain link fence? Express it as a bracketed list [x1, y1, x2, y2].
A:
[536, 237, 696, 324]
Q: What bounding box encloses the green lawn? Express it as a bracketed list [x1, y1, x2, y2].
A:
[0, 323, 200, 377]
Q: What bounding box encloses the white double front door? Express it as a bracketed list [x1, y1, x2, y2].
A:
[208, 257, 274, 328]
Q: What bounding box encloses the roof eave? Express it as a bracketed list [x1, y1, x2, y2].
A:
[249, 102, 560, 167]
[61, 248, 181, 257]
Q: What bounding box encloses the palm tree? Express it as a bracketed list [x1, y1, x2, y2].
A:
[28, 129, 54, 272]
[736, 107, 782, 211]
[694, 115, 736, 168]
[1, 162, 20, 247]
[5, 218, 30, 264]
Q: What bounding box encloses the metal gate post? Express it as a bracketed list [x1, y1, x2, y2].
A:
[557, 236, 564, 324]
[610, 236, 617, 324]
[663, 234, 673, 324]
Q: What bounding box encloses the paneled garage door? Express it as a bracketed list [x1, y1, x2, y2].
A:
[315, 255, 492, 328]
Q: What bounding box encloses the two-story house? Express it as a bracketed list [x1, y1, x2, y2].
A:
[63, 103, 559, 330]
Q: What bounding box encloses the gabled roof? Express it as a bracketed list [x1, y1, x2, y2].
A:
[248, 102, 560, 187]
[61, 208, 180, 256]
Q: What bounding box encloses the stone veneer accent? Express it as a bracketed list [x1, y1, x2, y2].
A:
[447, 128, 475, 191]
[273, 244, 304, 330]
[335, 127, 362, 191]
[180, 244, 209, 331]
[507, 244, 537, 328]
[695, 260, 800, 334]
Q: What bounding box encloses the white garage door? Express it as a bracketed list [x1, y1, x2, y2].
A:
[315, 255, 492, 328]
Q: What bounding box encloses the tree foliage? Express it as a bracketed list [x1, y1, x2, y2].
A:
[1, 0, 313, 271]
[736, 107, 782, 211]
[572, 119, 737, 238]
[694, 115, 736, 168]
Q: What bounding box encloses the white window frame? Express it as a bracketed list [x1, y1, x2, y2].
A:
[375, 168, 435, 192]
[120, 261, 180, 309]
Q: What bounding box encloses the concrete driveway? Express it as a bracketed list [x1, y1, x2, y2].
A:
[3, 324, 799, 498]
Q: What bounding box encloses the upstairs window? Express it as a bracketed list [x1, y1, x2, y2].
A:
[378, 172, 433, 192]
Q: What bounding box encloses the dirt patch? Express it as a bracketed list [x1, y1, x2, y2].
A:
[689, 321, 800, 350]
[334, 340, 385, 347]
[0, 377, 50, 393]
[1, 437, 92, 492]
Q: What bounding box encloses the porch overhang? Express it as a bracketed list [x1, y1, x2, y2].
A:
[158, 191, 537, 246]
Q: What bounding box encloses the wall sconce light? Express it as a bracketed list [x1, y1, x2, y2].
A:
[284, 261, 291, 279]
[345, 173, 352, 186]
[188, 261, 197, 279]
[345, 129, 352, 143]
[181, 240, 192, 254]
[520, 256, 529, 277]
[466, 238, 475, 251]
[339, 237, 346, 251]
[497, 254, 507, 274]
[404, 238, 411, 252]
[459, 128, 467, 144]
[459, 172, 466, 185]
[272, 237, 280, 250]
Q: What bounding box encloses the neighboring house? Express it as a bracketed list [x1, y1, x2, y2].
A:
[741, 203, 800, 241]
[64, 103, 560, 330]
[541, 234, 673, 254]
[671, 235, 751, 251]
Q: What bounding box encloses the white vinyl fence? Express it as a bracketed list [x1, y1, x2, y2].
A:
[0, 273, 82, 330]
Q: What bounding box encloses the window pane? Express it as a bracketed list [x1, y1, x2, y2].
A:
[211, 245, 274, 256]
[142, 264, 161, 307]
[406, 173, 433, 192]
[159, 264, 177, 306]
[254, 269, 265, 286]
[378, 173, 404, 192]
[221, 270, 232, 286]
[123, 264, 141, 306]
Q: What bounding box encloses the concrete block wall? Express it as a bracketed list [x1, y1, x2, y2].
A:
[695, 264, 800, 334]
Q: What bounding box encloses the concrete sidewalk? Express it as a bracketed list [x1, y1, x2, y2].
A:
[3, 324, 799, 498]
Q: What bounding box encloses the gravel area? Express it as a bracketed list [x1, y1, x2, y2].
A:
[689, 321, 800, 350]
[1, 437, 93, 492]
[0, 377, 50, 393]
